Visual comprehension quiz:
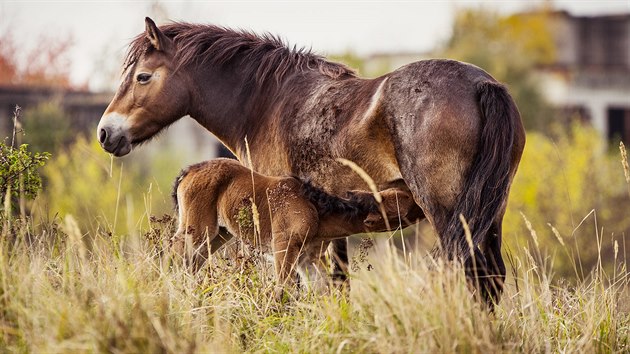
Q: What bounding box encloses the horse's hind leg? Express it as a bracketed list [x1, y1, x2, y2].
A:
[481, 221, 506, 304]
[432, 210, 506, 306]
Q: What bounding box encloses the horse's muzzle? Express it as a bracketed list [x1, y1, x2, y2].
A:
[100, 131, 131, 157]
[97, 113, 132, 157]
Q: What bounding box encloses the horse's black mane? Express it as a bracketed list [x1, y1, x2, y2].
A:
[125, 22, 356, 85]
[298, 178, 378, 219]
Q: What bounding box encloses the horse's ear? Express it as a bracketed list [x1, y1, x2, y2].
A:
[145, 17, 171, 52]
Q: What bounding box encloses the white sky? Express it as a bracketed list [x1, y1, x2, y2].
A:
[1, 0, 628, 91]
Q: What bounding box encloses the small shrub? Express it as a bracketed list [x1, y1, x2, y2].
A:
[0, 106, 50, 220]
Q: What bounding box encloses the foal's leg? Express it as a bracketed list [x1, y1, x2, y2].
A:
[272, 232, 303, 301]
[172, 200, 220, 270]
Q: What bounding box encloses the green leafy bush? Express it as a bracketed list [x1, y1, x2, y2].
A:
[0, 106, 50, 220]
[0, 143, 49, 204]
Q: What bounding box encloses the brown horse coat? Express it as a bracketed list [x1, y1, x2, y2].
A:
[171, 158, 416, 289]
[97, 18, 526, 304]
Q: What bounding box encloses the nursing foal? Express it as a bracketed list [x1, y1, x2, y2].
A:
[171, 158, 415, 293]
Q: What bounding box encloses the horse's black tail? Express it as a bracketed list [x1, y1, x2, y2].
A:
[171, 167, 191, 213]
[298, 179, 378, 218]
[440, 80, 522, 301]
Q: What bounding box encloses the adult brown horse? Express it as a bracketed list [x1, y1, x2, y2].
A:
[97, 18, 525, 304]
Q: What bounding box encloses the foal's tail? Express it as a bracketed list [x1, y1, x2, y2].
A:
[298, 179, 377, 218]
[171, 167, 191, 212]
[441, 80, 521, 258]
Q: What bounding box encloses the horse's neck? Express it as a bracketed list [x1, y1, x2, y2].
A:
[194, 68, 329, 175]
[188, 64, 266, 151]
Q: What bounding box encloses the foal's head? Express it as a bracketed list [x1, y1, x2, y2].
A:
[97, 18, 190, 156]
[361, 188, 417, 229]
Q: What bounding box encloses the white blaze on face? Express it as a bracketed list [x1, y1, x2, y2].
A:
[97, 112, 131, 141]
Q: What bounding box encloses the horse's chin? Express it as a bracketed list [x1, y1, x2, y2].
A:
[111, 145, 132, 157]
[108, 136, 132, 157]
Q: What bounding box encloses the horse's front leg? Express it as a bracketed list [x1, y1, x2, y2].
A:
[329, 238, 349, 289]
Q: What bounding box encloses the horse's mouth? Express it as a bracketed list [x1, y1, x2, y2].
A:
[110, 136, 132, 157]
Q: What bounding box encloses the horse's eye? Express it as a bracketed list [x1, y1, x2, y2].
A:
[136, 73, 152, 84]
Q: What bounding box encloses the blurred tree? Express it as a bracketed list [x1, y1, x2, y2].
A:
[440, 8, 556, 131]
[20, 34, 74, 88]
[0, 28, 18, 85]
[0, 29, 74, 88]
[503, 123, 630, 279]
[329, 51, 366, 76]
[36, 137, 178, 235]
[148, 1, 170, 25]
[39, 137, 142, 235]
[22, 101, 72, 153]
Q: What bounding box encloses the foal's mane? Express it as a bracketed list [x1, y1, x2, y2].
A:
[125, 22, 356, 85]
[299, 179, 378, 219]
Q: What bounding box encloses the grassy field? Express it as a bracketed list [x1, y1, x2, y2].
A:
[1, 124, 629, 353]
[1, 201, 629, 352]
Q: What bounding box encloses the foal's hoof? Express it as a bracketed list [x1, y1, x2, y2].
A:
[274, 287, 288, 304]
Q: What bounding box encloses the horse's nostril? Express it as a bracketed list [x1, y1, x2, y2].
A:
[99, 128, 107, 144]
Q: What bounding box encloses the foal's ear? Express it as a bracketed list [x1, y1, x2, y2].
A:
[363, 213, 383, 229]
[145, 17, 171, 52]
[380, 189, 413, 218]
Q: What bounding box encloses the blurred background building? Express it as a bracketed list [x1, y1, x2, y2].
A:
[541, 11, 630, 143]
[357, 10, 630, 145]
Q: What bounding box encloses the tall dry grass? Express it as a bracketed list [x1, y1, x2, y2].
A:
[2, 121, 629, 352]
[0, 212, 628, 353]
